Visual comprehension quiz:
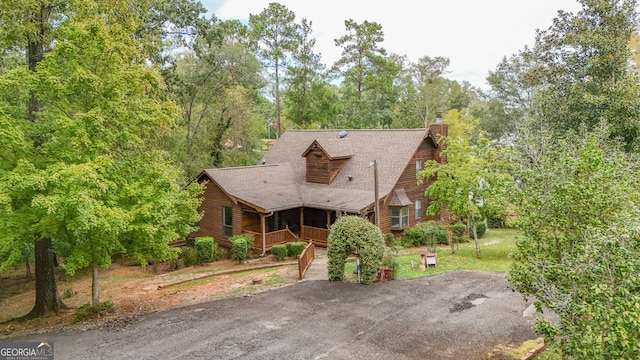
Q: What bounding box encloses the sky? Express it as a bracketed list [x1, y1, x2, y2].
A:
[200, 0, 582, 90]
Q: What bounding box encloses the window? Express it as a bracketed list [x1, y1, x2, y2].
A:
[223, 206, 232, 237]
[391, 207, 409, 229]
[416, 160, 423, 178]
[415, 200, 422, 219]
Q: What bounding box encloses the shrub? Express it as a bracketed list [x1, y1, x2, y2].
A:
[194, 237, 217, 263]
[384, 233, 396, 247]
[230, 234, 252, 262]
[402, 227, 427, 247]
[477, 221, 487, 238]
[451, 222, 466, 239]
[73, 301, 115, 323]
[286, 242, 307, 257]
[271, 244, 288, 261]
[470, 221, 487, 239]
[487, 216, 504, 228]
[327, 216, 385, 284]
[181, 246, 200, 267]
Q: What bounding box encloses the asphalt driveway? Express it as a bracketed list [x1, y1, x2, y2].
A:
[10, 270, 547, 359]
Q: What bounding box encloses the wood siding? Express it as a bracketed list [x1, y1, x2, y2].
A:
[305, 150, 348, 184]
[189, 178, 244, 248]
[378, 138, 441, 234]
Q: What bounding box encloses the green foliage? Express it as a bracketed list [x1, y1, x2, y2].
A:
[486, 217, 503, 229]
[471, 221, 487, 239]
[420, 109, 514, 258]
[402, 228, 428, 247]
[327, 216, 385, 284]
[527, 0, 640, 152]
[194, 237, 216, 263]
[230, 234, 252, 263]
[180, 247, 200, 267]
[285, 242, 306, 258]
[451, 222, 466, 241]
[270, 244, 288, 261]
[509, 127, 640, 358]
[73, 300, 115, 323]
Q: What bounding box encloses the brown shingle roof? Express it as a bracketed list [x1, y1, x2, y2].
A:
[204, 129, 434, 213]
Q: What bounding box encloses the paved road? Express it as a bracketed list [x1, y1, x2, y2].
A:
[9, 270, 548, 360]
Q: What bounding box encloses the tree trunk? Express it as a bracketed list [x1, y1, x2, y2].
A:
[26, 238, 63, 318]
[92, 265, 100, 307]
[471, 215, 481, 259]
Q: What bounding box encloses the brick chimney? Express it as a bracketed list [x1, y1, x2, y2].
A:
[428, 112, 448, 163]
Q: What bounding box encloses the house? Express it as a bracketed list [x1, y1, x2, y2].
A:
[189, 123, 448, 254]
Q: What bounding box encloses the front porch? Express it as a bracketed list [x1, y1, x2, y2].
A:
[239, 207, 343, 253]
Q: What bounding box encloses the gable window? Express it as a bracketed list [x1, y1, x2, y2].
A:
[415, 200, 422, 219]
[391, 206, 409, 229]
[416, 160, 423, 178]
[223, 206, 232, 237]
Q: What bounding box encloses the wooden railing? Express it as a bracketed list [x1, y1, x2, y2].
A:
[302, 225, 329, 247]
[298, 242, 315, 280]
[243, 227, 299, 251]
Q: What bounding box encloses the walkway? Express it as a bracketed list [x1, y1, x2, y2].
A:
[301, 248, 328, 281]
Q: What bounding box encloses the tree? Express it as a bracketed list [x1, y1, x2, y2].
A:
[0, 0, 202, 313]
[282, 18, 333, 128]
[249, 2, 299, 136]
[163, 19, 264, 180]
[508, 124, 640, 357]
[529, 0, 640, 152]
[480, 52, 537, 141]
[419, 110, 513, 258]
[333, 19, 398, 128]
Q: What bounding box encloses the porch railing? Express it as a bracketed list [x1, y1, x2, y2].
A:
[302, 225, 329, 247]
[243, 226, 299, 251]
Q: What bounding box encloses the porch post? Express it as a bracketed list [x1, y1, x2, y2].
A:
[326, 210, 331, 228]
[260, 213, 267, 256]
[300, 208, 304, 239]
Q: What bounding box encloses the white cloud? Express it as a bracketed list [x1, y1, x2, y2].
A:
[202, 0, 581, 89]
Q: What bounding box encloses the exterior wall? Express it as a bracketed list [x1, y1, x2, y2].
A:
[189, 179, 243, 248]
[305, 150, 348, 184]
[305, 150, 331, 184]
[379, 137, 442, 234]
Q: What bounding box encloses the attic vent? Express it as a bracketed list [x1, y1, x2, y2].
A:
[338, 130, 348, 138]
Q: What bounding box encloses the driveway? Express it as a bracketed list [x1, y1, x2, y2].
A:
[10, 270, 546, 359]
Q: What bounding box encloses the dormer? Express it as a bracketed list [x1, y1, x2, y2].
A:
[302, 137, 353, 184]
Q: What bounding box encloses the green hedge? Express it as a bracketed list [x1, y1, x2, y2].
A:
[327, 216, 385, 285]
[230, 234, 253, 262]
[402, 225, 449, 247]
[194, 237, 217, 263]
[271, 244, 288, 260]
[286, 242, 307, 257]
[181, 246, 200, 267]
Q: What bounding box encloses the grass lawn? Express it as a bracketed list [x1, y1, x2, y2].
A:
[393, 228, 520, 278]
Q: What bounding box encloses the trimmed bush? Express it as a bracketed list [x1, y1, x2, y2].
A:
[470, 221, 487, 239]
[194, 237, 217, 263]
[181, 246, 200, 267]
[286, 242, 307, 257]
[477, 221, 487, 238]
[402, 227, 427, 247]
[230, 234, 252, 262]
[271, 244, 288, 261]
[327, 216, 385, 285]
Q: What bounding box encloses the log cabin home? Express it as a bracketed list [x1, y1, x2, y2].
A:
[189, 123, 448, 255]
